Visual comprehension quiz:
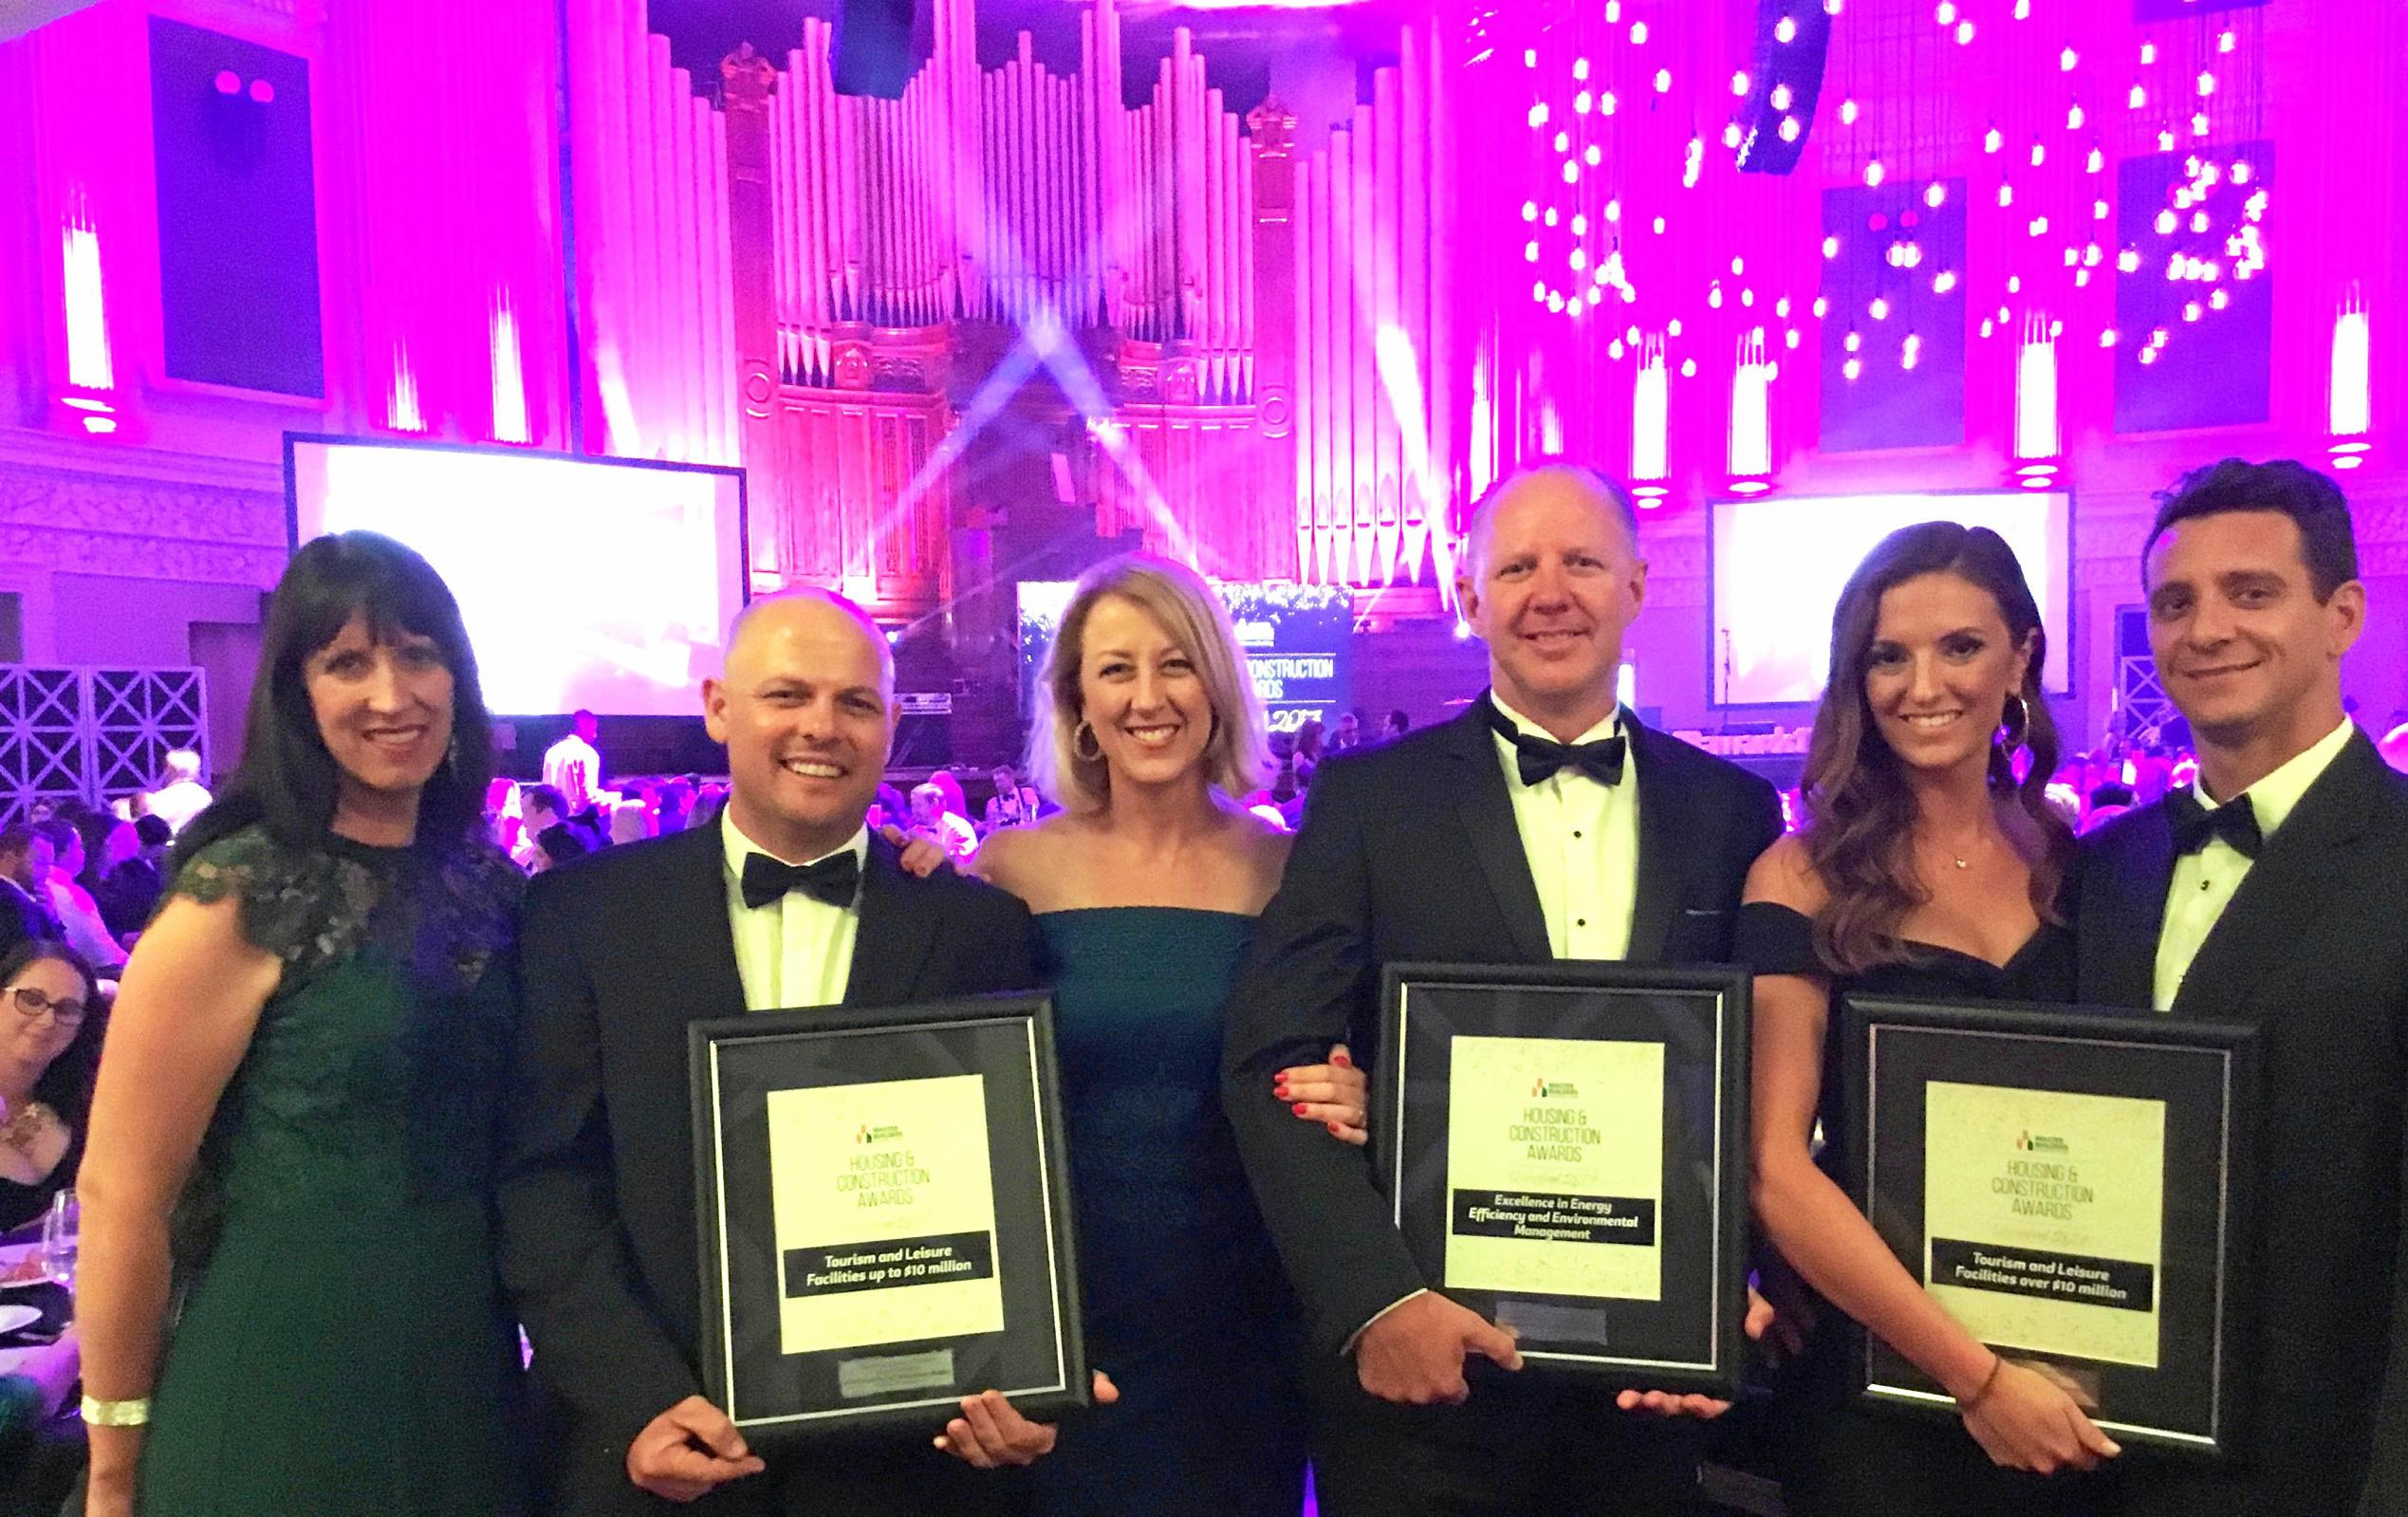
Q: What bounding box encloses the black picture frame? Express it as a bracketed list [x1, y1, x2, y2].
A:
[690, 993, 1088, 1445]
[1842, 996, 2261, 1459]
[1372, 961, 1752, 1397]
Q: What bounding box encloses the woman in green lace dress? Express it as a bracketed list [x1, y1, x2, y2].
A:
[74, 532, 528, 1517]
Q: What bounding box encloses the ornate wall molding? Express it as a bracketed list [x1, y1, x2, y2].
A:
[0, 438, 285, 587]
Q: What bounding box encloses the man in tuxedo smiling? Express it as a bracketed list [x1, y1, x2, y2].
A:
[2067, 460, 2408, 1517]
[501, 590, 1091, 1516]
[1222, 466, 1784, 1515]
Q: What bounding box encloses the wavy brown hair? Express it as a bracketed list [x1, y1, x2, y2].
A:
[1802, 522, 2071, 974]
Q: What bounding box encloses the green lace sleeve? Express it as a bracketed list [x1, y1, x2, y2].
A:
[166, 826, 380, 984]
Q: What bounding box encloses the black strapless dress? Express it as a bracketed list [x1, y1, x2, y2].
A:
[1738, 901, 2120, 1517]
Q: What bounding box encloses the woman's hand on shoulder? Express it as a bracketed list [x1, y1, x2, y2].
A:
[880, 823, 951, 879]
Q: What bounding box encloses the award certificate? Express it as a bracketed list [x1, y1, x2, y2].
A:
[1843, 996, 2261, 1458]
[1374, 962, 1750, 1397]
[1444, 1035, 1664, 1303]
[691, 994, 1088, 1444]
[1922, 1082, 2165, 1369]
[770, 1074, 1007, 1356]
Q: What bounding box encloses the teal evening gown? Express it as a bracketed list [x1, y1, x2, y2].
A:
[1029, 907, 1309, 1516]
[124, 825, 528, 1516]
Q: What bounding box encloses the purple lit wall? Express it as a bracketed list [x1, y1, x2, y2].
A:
[0, 0, 2400, 756]
[1435, 0, 2405, 739]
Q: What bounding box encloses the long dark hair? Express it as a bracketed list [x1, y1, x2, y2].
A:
[1802, 522, 2070, 973]
[3, 940, 104, 1131]
[178, 531, 495, 865]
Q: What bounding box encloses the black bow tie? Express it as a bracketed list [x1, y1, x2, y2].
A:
[1487, 702, 1627, 788]
[2168, 790, 2263, 860]
[741, 849, 861, 910]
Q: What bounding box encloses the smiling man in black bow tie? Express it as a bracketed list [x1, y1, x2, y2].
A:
[2067, 459, 2408, 1517]
[1221, 465, 1783, 1516]
[499, 589, 1079, 1517]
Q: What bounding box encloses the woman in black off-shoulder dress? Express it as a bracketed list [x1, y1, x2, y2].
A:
[1741, 522, 2120, 1517]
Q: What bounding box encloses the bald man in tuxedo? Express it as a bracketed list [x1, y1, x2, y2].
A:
[501, 591, 1100, 1516]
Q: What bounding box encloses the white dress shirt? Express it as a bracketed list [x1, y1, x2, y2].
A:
[720, 812, 867, 1011]
[543, 734, 602, 815]
[1348, 694, 1646, 1352]
[49, 878, 124, 971]
[144, 779, 212, 837]
[2153, 718, 2354, 1011]
[1489, 694, 1640, 960]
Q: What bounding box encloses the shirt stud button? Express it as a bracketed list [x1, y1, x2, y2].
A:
[1576, 917, 1587, 927]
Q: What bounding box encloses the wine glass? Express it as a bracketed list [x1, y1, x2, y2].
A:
[40, 1189, 78, 1290]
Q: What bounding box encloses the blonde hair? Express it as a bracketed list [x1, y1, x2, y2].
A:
[1028, 553, 1271, 813]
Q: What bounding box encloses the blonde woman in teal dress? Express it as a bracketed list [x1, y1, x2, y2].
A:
[74, 532, 528, 1517]
[903, 554, 1366, 1512]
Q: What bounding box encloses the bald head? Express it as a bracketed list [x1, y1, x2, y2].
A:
[726, 588, 894, 698]
[1460, 465, 1640, 582]
[706, 588, 898, 860]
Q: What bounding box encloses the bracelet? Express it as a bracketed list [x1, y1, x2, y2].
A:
[82, 1396, 153, 1427]
[1957, 1355, 2006, 1415]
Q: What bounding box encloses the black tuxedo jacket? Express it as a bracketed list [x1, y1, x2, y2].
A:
[2070, 733, 2408, 1517]
[497, 823, 1039, 1512]
[1220, 698, 1784, 1356]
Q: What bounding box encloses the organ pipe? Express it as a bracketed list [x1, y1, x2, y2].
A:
[591, 0, 1460, 587]
[566, 0, 735, 464]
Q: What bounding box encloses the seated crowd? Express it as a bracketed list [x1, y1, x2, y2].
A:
[474, 702, 1430, 874]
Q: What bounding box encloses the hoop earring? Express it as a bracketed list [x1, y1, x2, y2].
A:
[1996, 694, 2030, 749]
[1073, 720, 1104, 763]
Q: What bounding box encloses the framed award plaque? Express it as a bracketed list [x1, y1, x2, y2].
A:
[690, 993, 1088, 1444]
[1371, 961, 1752, 1398]
[1843, 996, 2261, 1458]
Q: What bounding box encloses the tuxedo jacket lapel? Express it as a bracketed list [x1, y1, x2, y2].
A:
[1625, 718, 1690, 965]
[843, 834, 940, 1007]
[2170, 734, 2384, 1022]
[2088, 805, 2175, 1010]
[1444, 702, 1552, 963]
[647, 823, 750, 1024]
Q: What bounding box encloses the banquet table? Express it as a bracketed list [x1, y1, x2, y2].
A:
[0, 1240, 57, 1377]
[0, 1237, 78, 1410]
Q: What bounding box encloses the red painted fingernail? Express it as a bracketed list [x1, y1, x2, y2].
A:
[1332, 1051, 1353, 1067]
[1326, 1121, 1343, 1135]
[1292, 1102, 1310, 1116]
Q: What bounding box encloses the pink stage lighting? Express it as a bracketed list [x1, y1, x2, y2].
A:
[2330, 287, 2372, 472]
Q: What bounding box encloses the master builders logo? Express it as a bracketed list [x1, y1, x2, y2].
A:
[855, 1122, 904, 1146]
[1529, 1078, 1580, 1099]
[2015, 1130, 2070, 1154]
